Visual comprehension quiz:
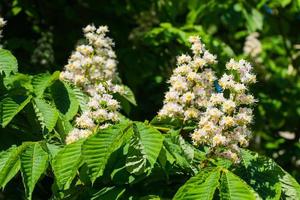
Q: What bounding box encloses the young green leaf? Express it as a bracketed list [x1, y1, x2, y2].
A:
[32, 71, 60, 97]
[91, 186, 126, 200]
[219, 170, 258, 200]
[236, 149, 300, 200]
[82, 122, 133, 183]
[0, 144, 29, 189]
[71, 86, 89, 112]
[52, 139, 84, 190]
[126, 122, 164, 175]
[118, 85, 137, 106]
[173, 167, 221, 200]
[20, 142, 49, 200]
[0, 95, 32, 127]
[0, 49, 18, 76]
[33, 98, 59, 132]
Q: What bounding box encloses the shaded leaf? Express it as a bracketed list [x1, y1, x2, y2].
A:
[51, 80, 79, 120]
[32, 71, 59, 97]
[0, 95, 32, 127]
[0, 144, 29, 189]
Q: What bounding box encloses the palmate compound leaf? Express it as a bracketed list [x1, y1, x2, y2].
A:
[0, 95, 32, 127]
[31, 71, 60, 97]
[82, 122, 133, 183]
[33, 97, 59, 132]
[52, 139, 84, 190]
[0, 49, 18, 76]
[0, 143, 30, 189]
[236, 149, 300, 200]
[20, 142, 49, 200]
[219, 170, 258, 200]
[173, 167, 221, 200]
[125, 122, 164, 175]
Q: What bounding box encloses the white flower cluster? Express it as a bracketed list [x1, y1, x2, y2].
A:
[0, 17, 6, 44]
[61, 25, 123, 144]
[60, 24, 119, 87]
[158, 36, 217, 121]
[159, 36, 256, 162]
[192, 59, 256, 162]
[243, 32, 262, 59]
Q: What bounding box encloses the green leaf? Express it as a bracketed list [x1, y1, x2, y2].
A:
[279, 0, 292, 7]
[219, 170, 258, 200]
[51, 80, 79, 120]
[3, 73, 33, 91]
[280, 171, 300, 199]
[91, 186, 126, 200]
[243, 8, 263, 32]
[150, 116, 183, 130]
[173, 167, 221, 200]
[0, 144, 28, 189]
[0, 95, 32, 127]
[126, 122, 164, 175]
[45, 143, 62, 162]
[71, 86, 89, 112]
[33, 98, 59, 132]
[236, 149, 300, 200]
[119, 85, 137, 106]
[0, 49, 18, 76]
[32, 71, 60, 97]
[56, 115, 73, 136]
[162, 132, 201, 172]
[82, 122, 133, 183]
[20, 142, 48, 200]
[52, 139, 83, 190]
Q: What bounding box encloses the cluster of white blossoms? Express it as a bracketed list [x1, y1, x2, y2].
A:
[243, 32, 262, 59]
[60, 24, 119, 87]
[0, 17, 6, 45]
[159, 36, 256, 162]
[158, 36, 217, 121]
[61, 25, 125, 144]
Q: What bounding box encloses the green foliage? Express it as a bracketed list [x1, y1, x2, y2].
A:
[173, 168, 221, 200]
[52, 139, 83, 190]
[0, 0, 300, 198]
[33, 98, 59, 132]
[50, 80, 79, 120]
[82, 122, 133, 183]
[20, 142, 48, 199]
[235, 149, 300, 200]
[0, 49, 18, 76]
[0, 145, 23, 189]
[0, 95, 32, 127]
[126, 122, 164, 175]
[31, 71, 59, 97]
[219, 170, 257, 200]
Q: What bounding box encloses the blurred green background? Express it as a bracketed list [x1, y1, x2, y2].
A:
[0, 0, 299, 183]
